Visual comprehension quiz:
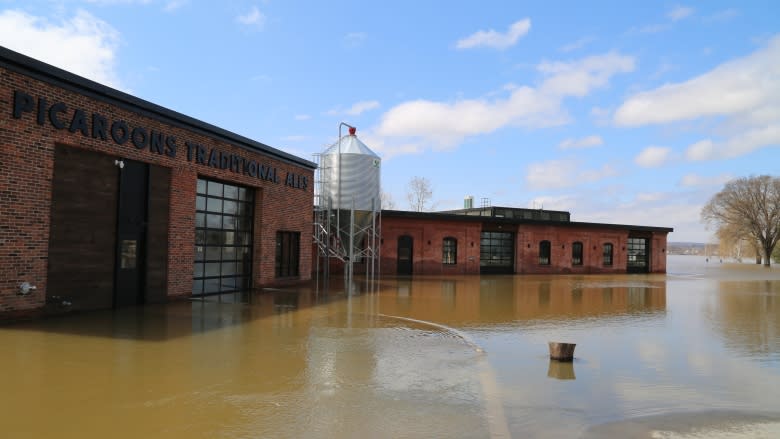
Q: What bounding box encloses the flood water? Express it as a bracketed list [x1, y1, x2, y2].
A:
[2, 255, 780, 438]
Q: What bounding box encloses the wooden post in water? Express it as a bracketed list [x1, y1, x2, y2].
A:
[548, 342, 576, 362]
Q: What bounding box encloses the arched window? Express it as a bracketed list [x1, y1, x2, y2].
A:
[603, 243, 614, 266]
[539, 240, 551, 265]
[572, 242, 583, 266]
[443, 237, 457, 265]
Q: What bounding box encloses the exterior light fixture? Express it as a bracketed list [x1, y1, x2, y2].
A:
[18, 282, 36, 295]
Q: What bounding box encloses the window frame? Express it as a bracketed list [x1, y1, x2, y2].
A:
[442, 237, 457, 265]
[572, 241, 583, 266]
[603, 243, 614, 266]
[539, 240, 551, 265]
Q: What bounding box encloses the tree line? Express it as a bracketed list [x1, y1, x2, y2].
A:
[702, 175, 780, 267]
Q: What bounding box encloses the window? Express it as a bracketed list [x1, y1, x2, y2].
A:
[539, 240, 551, 265]
[572, 242, 583, 266]
[276, 231, 300, 277]
[603, 243, 613, 266]
[442, 237, 457, 265]
[627, 238, 648, 270]
[193, 178, 254, 295]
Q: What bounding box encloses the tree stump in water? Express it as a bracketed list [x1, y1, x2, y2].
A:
[548, 342, 576, 362]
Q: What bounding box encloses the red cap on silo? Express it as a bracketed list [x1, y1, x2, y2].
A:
[348, 127, 357, 136]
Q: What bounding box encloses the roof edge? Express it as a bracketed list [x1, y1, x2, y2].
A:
[0, 46, 316, 170]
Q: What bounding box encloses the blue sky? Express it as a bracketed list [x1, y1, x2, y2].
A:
[1, 1, 778, 243]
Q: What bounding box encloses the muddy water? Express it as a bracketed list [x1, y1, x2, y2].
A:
[1, 255, 780, 438]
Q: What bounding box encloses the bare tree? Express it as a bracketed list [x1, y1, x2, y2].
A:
[702, 175, 780, 266]
[380, 191, 396, 210]
[406, 176, 433, 212]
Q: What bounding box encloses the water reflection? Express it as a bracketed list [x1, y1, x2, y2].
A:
[378, 275, 666, 328]
[708, 279, 780, 361]
[547, 360, 576, 380]
[2, 259, 780, 438]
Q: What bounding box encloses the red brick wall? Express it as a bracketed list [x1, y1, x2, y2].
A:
[377, 216, 669, 275]
[517, 224, 668, 274]
[0, 64, 313, 317]
[379, 217, 483, 275]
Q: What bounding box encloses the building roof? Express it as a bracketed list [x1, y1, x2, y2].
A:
[0, 46, 316, 170]
[381, 208, 674, 233]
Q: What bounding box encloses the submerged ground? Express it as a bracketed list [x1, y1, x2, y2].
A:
[1, 255, 779, 438]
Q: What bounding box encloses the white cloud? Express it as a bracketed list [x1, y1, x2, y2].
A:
[528, 195, 578, 211]
[538, 52, 636, 97]
[294, 114, 311, 121]
[668, 5, 694, 21]
[345, 100, 380, 116]
[525, 159, 617, 190]
[558, 135, 603, 149]
[685, 139, 714, 161]
[236, 6, 265, 27]
[559, 36, 595, 53]
[84, 0, 186, 10]
[679, 173, 733, 188]
[636, 192, 666, 202]
[374, 51, 634, 151]
[635, 146, 672, 167]
[327, 100, 380, 117]
[164, 0, 188, 12]
[0, 9, 122, 89]
[456, 18, 531, 50]
[615, 35, 780, 160]
[577, 195, 701, 235]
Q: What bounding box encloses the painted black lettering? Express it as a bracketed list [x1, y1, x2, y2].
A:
[149, 131, 164, 154]
[165, 136, 177, 158]
[285, 172, 294, 187]
[247, 161, 258, 177]
[12, 91, 33, 119]
[68, 109, 88, 136]
[196, 145, 207, 164]
[208, 149, 219, 167]
[185, 141, 196, 161]
[302, 176, 308, 190]
[36, 98, 47, 125]
[220, 152, 230, 169]
[131, 127, 148, 149]
[92, 113, 107, 140]
[48, 102, 67, 129]
[111, 120, 129, 144]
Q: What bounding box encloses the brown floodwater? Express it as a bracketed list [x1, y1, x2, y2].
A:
[2, 255, 780, 438]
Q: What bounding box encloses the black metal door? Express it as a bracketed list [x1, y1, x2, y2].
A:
[397, 235, 413, 275]
[114, 160, 148, 307]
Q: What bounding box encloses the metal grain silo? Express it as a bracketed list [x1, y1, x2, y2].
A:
[315, 126, 381, 281]
[320, 127, 381, 212]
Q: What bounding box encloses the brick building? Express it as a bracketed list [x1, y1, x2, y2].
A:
[0, 47, 315, 320]
[376, 207, 672, 275]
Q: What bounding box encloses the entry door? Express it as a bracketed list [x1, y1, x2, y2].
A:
[397, 235, 413, 275]
[114, 160, 149, 307]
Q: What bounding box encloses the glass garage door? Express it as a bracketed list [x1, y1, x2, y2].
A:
[193, 179, 254, 295]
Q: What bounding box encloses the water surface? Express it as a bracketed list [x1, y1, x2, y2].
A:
[2, 256, 779, 438]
